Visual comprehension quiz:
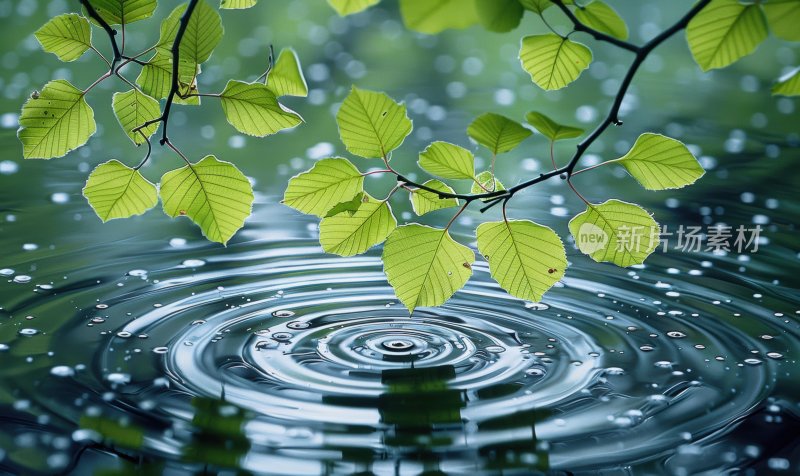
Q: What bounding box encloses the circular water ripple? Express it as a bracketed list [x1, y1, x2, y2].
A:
[1, 238, 798, 474]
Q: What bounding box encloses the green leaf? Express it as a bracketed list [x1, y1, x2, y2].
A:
[418, 141, 475, 180]
[518, 0, 553, 14]
[476, 220, 567, 302]
[569, 199, 660, 267]
[336, 87, 412, 158]
[325, 192, 365, 217]
[160, 156, 254, 245]
[471, 171, 505, 195]
[266, 48, 308, 98]
[135, 52, 199, 105]
[157, 0, 222, 74]
[282, 158, 364, 217]
[573, 1, 628, 41]
[686, 0, 767, 72]
[382, 224, 475, 313]
[83, 160, 158, 222]
[34, 14, 92, 62]
[467, 113, 532, 155]
[87, 0, 157, 25]
[476, 0, 524, 32]
[112, 89, 160, 145]
[762, 0, 800, 41]
[525, 111, 584, 141]
[615, 133, 705, 190]
[410, 180, 459, 216]
[399, 0, 479, 34]
[220, 80, 303, 137]
[18, 79, 96, 159]
[319, 194, 397, 256]
[772, 67, 800, 96]
[326, 0, 380, 16]
[520, 34, 592, 90]
[220, 0, 258, 9]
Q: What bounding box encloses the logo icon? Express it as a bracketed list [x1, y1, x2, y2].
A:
[576, 223, 608, 254]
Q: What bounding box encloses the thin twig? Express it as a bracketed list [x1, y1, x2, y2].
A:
[551, 0, 640, 53]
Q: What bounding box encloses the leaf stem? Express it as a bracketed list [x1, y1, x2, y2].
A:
[550, 0, 640, 53]
[445, 202, 469, 231]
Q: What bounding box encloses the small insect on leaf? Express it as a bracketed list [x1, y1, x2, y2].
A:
[31, 90, 40, 99]
[180, 210, 187, 215]
[463, 262, 472, 269]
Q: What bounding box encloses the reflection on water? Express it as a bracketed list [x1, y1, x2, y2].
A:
[0, 204, 797, 473]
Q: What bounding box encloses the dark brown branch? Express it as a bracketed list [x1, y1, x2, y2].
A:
[78, 0, 121, 65]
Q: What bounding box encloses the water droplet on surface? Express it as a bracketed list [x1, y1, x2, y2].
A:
[106, 373, 131, 384]
[743, 358, 762, 366]
[0, 268, 14, 276]
[116, 331, 131, 338]
[18, 328, 39, 336]
[272, 310, 295, 318]
[639, 345, 655, 352]
[485, 345, 505, 353]
[524, 302, 549, 310]
[13, 275, 32, 283]
[287, 321, 310, 330]
[182, 259, 206, 267]
[272, 332, 293, 342]
[766, 352, 783, 360]
[50, 366, 74, 377]
[525, 367, 545, 377]
[152, 347, 168, 354]
[667, 331, 687, 339]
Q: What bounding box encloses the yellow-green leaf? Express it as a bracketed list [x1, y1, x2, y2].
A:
[418, 141, 475, 180]
[477, 220, 566, 302]
[399, 0, 479, 34]
[83, 160, 157, 222]
[410, 180, 459, 216]
[282, 158, 364, 217]
[772, 67, 800, 96]
[266, 48, 308, 98]
[220, 0, 257, 9]
[326, 0, 380, 16]
[220, 80, 303, 137]
[574, 1, 628, 41]
[136, 52, 172, 99]
[762, 0, 800, 41]
[615, 133, 705, 190]
[475, 0, 524, 33]
[160, 156, 254, 245]
[525, 111, 584, 141]
[319, 194, 396, 256]
[336, 87, 412, 158]
[686, 0, 767, 72]
[382, 224, 475, 313]
[18, 79, 96, 159]
[467, 113, 532, 155]
[569, 199, 660, 267]
[520, 34, 592, 90]
[87, 0, 157, 25]
[112, 89, 160, 145]
[471, 171, 505, 195]
[519, 0, 555, 14]
[35, 14, 92, 62]
[157, 0, 222, 74]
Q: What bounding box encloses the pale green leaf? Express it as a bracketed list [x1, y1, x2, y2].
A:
[476, 0, 524, 32]
[399, 0, 479, 34]
[112, 89, 160, 145]
[762, 0, 800, 41]
[326, 0, 380, 16]
[83, 160, 157, 221]
[569, 199, 660, 267]
[87, 0, 157, 25]
[467, 113, 532, 155]
[772, 67, 800, 96]
[410, 180, 459, 216]
[266, 48, 308, 98]
[525, 111, 584, 141]
[471, 171, 505, 195]
[336, 87, 412, 158]
[686, 0, 767, 72]
[18, 79, 96, 159]
[135, 52, 199, 105]
[615, 133, 704, 190]
[382, 224, 475, 313]
[518, 0, 572, 14]
[220, 0, 258, 9]
[418, 142, 475, 180]
[477, 220, 566, 302]
[160, 156, 254, 245]
[520, 34, 592, 90]
[35, 14, 92, 62]
[319, 194, 396, 256]
[282, 158, 364, 217]
[220, 80, 303, 137]
[574, 1, 628, 41]
[325, 192, 365, 217]
[157, 0, 222, 73]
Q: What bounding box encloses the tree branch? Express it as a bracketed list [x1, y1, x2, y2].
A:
[550, 0, 640, 53]
[78, 0, 121, 65]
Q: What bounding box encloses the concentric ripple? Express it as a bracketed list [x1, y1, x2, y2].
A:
[1, 233, 798, 474]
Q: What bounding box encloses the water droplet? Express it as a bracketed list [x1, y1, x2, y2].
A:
[191, 320, 206, 326]
[152, 347, 169, 354]
[169, 237, 187, 247]
[287, 321, 310, 330]
[0, 268, 14, 276]
[0, 344, 9, 351]
[50, 366, 74, 377]
[760, 335, 773, 340]
[18, 328, 39, 336]
[22, 243, 38, 251]
[667, 331, 687, 339]
[272, 332, 293, 342]
[95, 304, 108, 309]
[91, 317, 105, 324]
[486, 345, 505, 353]
[525, 367, 545, 377]
[106, 373, 131, 384]
[605, 367, 625, 376]
[13, 275, 32, 283]
[182, 259, 206, 267]
[639, 345, 655, 352]
[272, 310, 295, 318]
[654, 361, 673, 368]
[694, 344, 706, 350]
[524, 302, 549, 310]
[116, 331, 131, 338]
[766, 352, 783, 360]
[128, 269, 148, 277]
[254, 329, 271, 336]
[743, 358, 762, 366]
